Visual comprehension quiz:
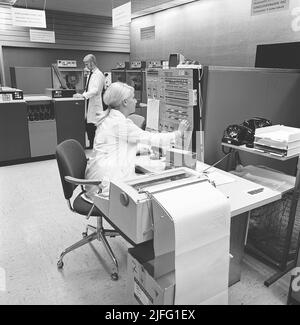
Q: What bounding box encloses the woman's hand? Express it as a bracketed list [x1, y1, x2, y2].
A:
[177, 119, 190, 137]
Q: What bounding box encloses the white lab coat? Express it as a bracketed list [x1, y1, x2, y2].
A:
[85, 109, 177, 196]
[83, 67, 105, 124]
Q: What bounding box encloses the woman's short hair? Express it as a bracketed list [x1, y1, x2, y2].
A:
[103, 82, 134, 109]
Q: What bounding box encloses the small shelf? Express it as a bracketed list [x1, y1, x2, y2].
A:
[222, 143, 300, 161]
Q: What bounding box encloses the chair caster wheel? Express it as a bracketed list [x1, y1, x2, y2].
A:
[111, 273, 119, 281]
[57, 260, 64, 269]
[82, 232, 87, 238]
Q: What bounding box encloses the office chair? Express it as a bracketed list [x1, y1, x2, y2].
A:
[55, 139, 120, 280]
[128, 113, 146, 130]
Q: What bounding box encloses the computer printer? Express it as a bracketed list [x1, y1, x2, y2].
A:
[94, 167, 231, 305]
[107, 167, 207, 244]
[0, 87, 23, 101]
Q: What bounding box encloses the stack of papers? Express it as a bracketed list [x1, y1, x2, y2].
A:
[254, 125, 300, 157]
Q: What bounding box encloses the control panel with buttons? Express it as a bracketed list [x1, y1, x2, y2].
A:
[146, 67, 204, 154]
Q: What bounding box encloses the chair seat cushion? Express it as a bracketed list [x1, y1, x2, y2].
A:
[73, 194, 103, 216]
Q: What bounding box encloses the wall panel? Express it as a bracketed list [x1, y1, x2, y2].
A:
[0, 5, 130, 85]
[203, 67, 300, 175]
[3, 47, 129, 87]
[0, 6, 130, 52]
[130, 0, 300, 66]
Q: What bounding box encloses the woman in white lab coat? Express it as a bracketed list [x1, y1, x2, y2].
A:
[85, 82, 189, 197]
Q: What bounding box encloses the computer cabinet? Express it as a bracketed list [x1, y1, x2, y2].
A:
[111, 65, 147, 104]
[52, 68, 84, 92]
[54, 99, 85, 147]
[111, 69, 126, 84]
[126, 69, 147, 104]
[0, 98, 85, 164]
[0, 101, 31, 162]
[26, 99, 57, 157]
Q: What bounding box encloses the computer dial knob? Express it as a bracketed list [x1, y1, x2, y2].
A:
[120, 192, 129, 207]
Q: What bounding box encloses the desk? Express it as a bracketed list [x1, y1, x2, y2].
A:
[222, 142, 300, 288]
[134, 156, 281, 286]
[135, 156, 281, 217]
[93, 156, 281, 287]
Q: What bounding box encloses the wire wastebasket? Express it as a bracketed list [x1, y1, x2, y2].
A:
[247, 191, 300, 264]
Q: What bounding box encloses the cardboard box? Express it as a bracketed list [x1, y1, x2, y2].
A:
[127, 241, 175, 305]
[127, 238, 229, 305]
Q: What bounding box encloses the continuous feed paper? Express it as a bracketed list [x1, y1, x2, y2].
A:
[152, 181, 231, 304]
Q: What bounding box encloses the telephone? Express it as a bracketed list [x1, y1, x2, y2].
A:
[222, 124, 253, 146]
[242, 117, 272, 131]
[222, 117, 272, 147]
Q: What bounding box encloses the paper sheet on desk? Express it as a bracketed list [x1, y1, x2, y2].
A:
[152, 181, 231, 305]
[205, 171, 236, 186]
[197, 165, 236, 186]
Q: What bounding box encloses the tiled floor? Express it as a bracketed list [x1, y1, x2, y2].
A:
[0, 158, 291, 304]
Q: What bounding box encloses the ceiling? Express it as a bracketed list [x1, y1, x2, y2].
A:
[2, 0, 199, 18]
[10, 0, 116, 17]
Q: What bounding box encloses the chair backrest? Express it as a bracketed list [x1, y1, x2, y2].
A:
[128, 113, 146, 130]
[56, 139, 87, 200]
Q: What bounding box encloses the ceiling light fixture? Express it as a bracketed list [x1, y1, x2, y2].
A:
[0, 0, 17, 5]
[131, 0, 198, 19]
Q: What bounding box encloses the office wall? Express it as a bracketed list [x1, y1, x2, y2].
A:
[130, 0, 300, 66]
[3, 47, 129, 87]
[0, 6, 129, 51]
[0, 5, 130, 85]
[203, 67, 300, 174]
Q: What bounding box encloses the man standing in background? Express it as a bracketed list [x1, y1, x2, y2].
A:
[74, 54, 105, 149]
